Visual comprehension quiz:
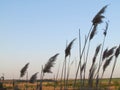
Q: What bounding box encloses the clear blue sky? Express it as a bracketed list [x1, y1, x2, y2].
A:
[0, 0, 120, 79]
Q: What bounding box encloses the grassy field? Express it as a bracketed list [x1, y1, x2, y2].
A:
[1, 78, 120, 90]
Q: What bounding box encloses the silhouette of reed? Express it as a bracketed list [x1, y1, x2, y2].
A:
[109, 45, 120, 84]
[20, 63, 29, 78]
[40, 53, 59, 90]
[29, 72, 38, 83]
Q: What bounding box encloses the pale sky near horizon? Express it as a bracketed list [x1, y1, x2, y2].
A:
[0, 0, 120, 79]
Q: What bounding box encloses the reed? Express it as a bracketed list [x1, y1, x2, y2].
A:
[40, 53, 59, 90]
[92, 5, 108, 25]
[101, 56, 113, 79]
[20, 62, 29, 90]
[109, 45, 120, 84]
[29, 72, 38, 83]
[64, 38, 76, 90]
[95, 22, 109, 88]
[20, 63, 29, 78]
[74, 5, 108, 88]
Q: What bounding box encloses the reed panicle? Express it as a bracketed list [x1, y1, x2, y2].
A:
[63, 38, 76, 90]
[115, 45, 120, 58]
[90, 44, 101, 73]
[92, 5, 108, 25]
[65, 38, 76, 58]
[105, 46, 116, 58]
[43, 53, 59, 74]
[96, 44, 101, 53]
[102, 48, 108, 61]
[20, 63, 29, 78]
[101, 56, 113, 79]
[29, 72, 38, 83]
[89, 24, 97, 40]
[103, 56, 113, 74]
[94, 44, 101, 59]
[109, 45, 120, 84]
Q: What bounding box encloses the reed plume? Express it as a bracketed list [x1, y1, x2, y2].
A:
[90, 44, 101, 73]
[109, 45, 120, 84]
[104, 46, 116, 58]
[29, 72, 38, 83]
[89, 24, 97, 40]
[102, 56, 113, 78]
[20, 63, 29, 78]
[115, 45, 120, 58]
[92, 5, 108, 25]
[93, 44, 101, 63]
[65, 38, 76, 58]
[102, 48, 108, 61]
[43, 53, 59, 74]
[95, 46, 115, 86]
[64, 38, 76, 90]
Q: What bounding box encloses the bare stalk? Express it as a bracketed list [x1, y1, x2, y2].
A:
[83, 40, 90, 86]
[73, 25, 93, 88]
[60, 60, 65, 90]
[26, 71, 28, 90]
[66, 56, 71, 90]
[109, 57, 117, 84]
[64, 58, 67, 90]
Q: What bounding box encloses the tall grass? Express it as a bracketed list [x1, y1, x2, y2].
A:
[73, 5, 108, 89]
[1, 4, 120, 90]
[109, 45, 120, 84]
[20, 63, 29, 78]
[40, 53, 59, 90]
[29, 72, 38, 83]
[59, 38, 76, 90]
[20, 62, 29, 90]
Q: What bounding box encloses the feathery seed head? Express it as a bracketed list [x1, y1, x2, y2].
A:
[102, 46, 116, 60]
[20, 63, 29, 77]
[102, 48, 108, 60]
[65, 38, 76, 58]
[106, 46, 116, 57]
[103, 56, 113, 72]
[29, 72, 38, 83]
[92, 44, 101, 65]
[90, 24, 97, 40]
[43, 53, 59, 74]
[95, 44, 101, 56]
[115, 45, 120, 58]
[92, 5, 108, 25]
